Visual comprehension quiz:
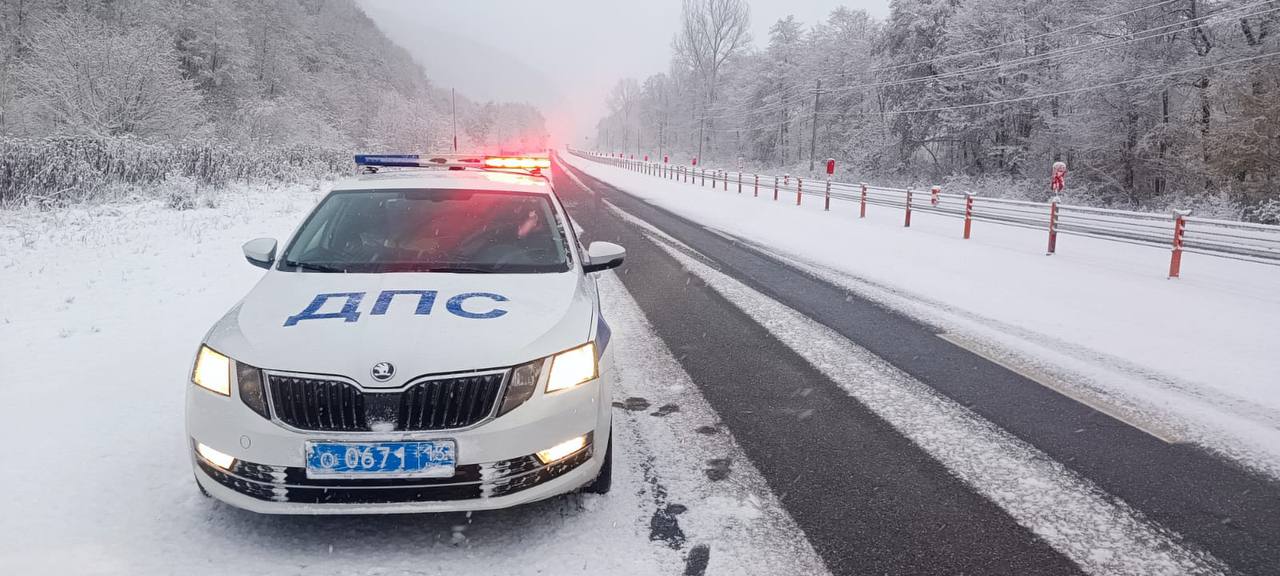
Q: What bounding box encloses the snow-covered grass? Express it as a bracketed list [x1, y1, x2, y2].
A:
[561, 151, 1280, 477]
[0, 181, 821, 574]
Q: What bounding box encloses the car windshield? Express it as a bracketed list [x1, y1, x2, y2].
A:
[280, 188, 571, 273]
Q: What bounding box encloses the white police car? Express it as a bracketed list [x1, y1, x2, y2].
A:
[186, 154, 624, 514]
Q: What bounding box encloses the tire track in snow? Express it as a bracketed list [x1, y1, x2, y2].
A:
[612, 204, 1227, 576]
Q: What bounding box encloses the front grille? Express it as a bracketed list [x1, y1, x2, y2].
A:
[264, 372, 506, 432]
[194, 434, 594, 504]
[268, 376, 367, 432]
[399, 373, 505, 430]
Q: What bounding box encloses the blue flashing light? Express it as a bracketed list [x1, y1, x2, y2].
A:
[354, 154, 424, 168]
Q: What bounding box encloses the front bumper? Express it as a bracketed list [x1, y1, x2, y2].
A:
[192, 433, 599, 514]
[186, 364, 612, 514]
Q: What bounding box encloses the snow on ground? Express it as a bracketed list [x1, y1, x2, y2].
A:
[622, 210, 1223, 576]
[560, 152, 1280, 477]
[0, 181, 821, 575]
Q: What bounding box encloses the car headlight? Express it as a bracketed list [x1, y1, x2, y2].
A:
[498, 358, 544, 416]
[546, 342, 597, 393]
[192, 345, 231, 396]
[192, 346, 270, 418]
[496, 342, 599, 416]
[236, 361, 270, 419]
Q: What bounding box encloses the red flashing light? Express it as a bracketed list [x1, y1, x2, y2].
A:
[484, 156, 551, 170]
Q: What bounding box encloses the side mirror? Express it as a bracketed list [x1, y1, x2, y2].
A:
[242, 238, 278, 269]
[583, 241, 625, 273]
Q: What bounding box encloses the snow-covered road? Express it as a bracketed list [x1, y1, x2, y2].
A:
[0, 184, 824, 575]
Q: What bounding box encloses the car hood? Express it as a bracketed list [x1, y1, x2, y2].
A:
[206, 270, 595, 389]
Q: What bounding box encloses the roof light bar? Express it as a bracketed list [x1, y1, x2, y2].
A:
[353, 154, 549, 173]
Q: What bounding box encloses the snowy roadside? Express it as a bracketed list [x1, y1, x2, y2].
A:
[559, 151, 1280, 478]
[0, 182, 822, 575]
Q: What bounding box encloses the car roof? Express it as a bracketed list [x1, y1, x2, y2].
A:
[331, 169, 554, 195]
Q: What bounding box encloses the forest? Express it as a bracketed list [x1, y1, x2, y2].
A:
[0, 0, 549, 205]
[593, 0, 1280, 222]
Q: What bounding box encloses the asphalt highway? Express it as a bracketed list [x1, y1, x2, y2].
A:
[550, 152, 1280, 576]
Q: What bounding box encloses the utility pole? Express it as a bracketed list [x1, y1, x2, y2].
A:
[658, 116, 665, 163]
[451, 88, 458, 152]
[808, 79, 822, 172]
[697, 117, 705, 165]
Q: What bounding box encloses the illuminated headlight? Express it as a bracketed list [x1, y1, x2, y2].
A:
[497, 342, 598, 416]
[196, 442, 236, 470]
[536, 435, 587, 464]
[546, 342, 597, 393]
[191, 345, 231, 396]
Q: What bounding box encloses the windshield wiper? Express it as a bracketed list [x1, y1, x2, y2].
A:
[283, 260, 346, 273]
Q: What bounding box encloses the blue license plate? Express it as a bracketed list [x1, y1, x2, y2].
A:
[305, 440, 456, 479]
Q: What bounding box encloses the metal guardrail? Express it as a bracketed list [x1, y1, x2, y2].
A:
[567, 149, 1280, 278]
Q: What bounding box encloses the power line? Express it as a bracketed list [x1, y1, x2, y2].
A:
[696, 1, 1275, 123]
[872, 0, 1183, 74]
[824, 1, 1277, 96]
[700, 51, 1279, 132]
[693, 0, 1189, 120]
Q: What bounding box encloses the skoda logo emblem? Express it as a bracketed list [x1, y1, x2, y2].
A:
[370, 362, 395, 382]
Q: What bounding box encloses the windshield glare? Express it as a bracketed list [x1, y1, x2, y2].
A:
[281, 189, 571, 273]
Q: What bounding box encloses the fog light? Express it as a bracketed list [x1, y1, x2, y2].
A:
[196, 442, 235, 470]
[535, 435, 587, 464]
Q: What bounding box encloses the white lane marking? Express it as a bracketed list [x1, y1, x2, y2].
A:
[937, 332, 1183, 444]
[605, 203, 1226, 576]
[555, 154, 596, 195]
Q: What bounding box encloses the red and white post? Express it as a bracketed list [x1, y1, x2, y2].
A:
[904, 189, 913, 227]
[796, 177, 804, 206]
[860, 183, 868, 218]
[1048, 161, 1067, 255]
[963, 193, 974, 239]
[1169, 210, 1190, 278]
[825, 159, 835, 211]
[1047, 198, 1060, 255]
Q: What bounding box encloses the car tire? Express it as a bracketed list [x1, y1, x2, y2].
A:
[583, 429, 612, 495]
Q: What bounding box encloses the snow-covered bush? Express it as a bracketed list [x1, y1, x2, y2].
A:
[1245, 198, 1280, 225]
[0, 136, 348, 207]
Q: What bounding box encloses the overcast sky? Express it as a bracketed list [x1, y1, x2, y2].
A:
[358, 0, 890, 144]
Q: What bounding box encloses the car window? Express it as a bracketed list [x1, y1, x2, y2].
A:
[281, 188, 570, 273]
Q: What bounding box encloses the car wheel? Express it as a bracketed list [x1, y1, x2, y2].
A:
[583, 429, 612, 495]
